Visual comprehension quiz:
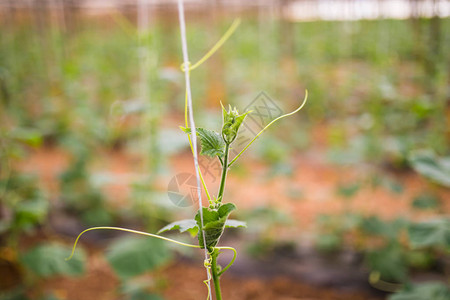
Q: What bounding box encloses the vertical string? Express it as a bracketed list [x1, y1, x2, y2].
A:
[176, 0, 212, 297]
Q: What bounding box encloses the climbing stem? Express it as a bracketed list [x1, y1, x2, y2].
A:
[210, 248, 222, 300]
[217, 246, 237, 276]
[217, 143, 230, 203]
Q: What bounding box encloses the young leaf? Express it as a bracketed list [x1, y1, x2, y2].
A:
[195, 203, 237, 250]
[181, 127, 225, 157]
[221, 104, 250, 144]
[201, 219, 227, 250]
[218, 202, 237, 218]
[157, 219, 198, 237]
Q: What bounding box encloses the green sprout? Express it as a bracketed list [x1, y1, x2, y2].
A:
[221, 104, 251, 144]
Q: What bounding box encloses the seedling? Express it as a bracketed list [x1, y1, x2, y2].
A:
[66, 92, 307, 299]
[66, 10, 308, 300]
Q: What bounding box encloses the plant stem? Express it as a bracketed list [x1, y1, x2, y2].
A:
[217, 143, 230, 203]
[211, 248, 222, 300]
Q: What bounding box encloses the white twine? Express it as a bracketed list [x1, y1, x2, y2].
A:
[176, 0, 212, 297]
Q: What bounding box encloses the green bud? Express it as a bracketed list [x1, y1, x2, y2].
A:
[221, 103, 250, 144]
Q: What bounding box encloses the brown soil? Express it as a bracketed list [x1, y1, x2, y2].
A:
[169, 150, 449, 234]
[40, 251, 118, 300]
[11, 145, 450, 300]
[19, 145, 450, 230]
[36, 254, 383, 300]
[162, 260, 383, 300]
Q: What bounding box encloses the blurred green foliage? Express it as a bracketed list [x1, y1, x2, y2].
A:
[411, 193, 441, 210]
[0, 12, 449, 300]
[106, 236, 171, 299]
[106, 236, 172, 280]
[21, 244, 85, 278]
[59, 150, 114, 226]
[409, 150, 450, 187]
[0, 173, 48, 237]
[316, 212, 448, 283]
[389, 282, 450, 300]
[1, 17, 448, 158]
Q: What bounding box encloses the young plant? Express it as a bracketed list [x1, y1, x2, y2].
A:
[66, 12, 308, 300]
[66, 93, 307, 299]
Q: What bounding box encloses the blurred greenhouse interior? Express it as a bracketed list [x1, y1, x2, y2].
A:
[0, 0, 449, 300]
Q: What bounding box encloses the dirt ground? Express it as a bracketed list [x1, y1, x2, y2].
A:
[40, 252, 384, 300]
[20, 145, 450, 228]
[13, 143, 450, 300]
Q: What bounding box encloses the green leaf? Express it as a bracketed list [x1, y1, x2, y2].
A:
[195, 203, 237, 249]
[157, 219, 198, 236]
[201, 220, 226, 250]
[201, 207, 220, 223]
[233, 111, 250, 131]
[181, 127, 225, 157]
[225, 219, 247, 228]
[21, 244, 85, 278]
[408, 218, 450, 249]
[389, 282, 450, 300]
[106, 236, 172, 279]
[197, 128, 225, 157]
[218, 202, 236, 218]
[409, 150, 450, 187]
